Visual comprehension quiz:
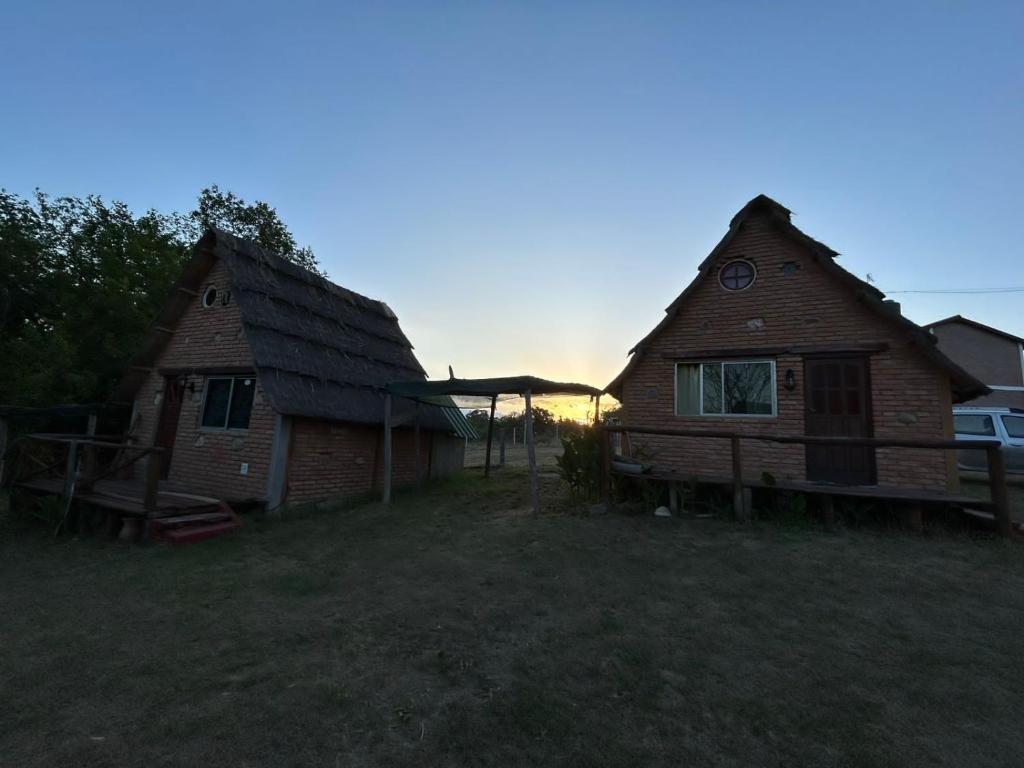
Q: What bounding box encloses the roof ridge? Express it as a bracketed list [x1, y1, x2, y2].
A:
[209, 227, 392, 312]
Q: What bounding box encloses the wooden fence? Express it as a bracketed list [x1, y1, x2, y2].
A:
[599, 425, 1012, 537]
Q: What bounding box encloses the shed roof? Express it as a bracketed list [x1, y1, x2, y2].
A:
[114, 229, 471, 435]
[606, 194, 989, 403]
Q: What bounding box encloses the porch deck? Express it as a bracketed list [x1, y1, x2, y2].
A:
[617, 466, 996, 510]
[16, 476, 222, 518]
[601, 424, 1015, 535]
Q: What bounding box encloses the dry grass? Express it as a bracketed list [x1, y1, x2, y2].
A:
[2, 469, 1024, 767]
[464, 439, 563, 469]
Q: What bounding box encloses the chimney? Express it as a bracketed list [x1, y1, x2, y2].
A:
[882, 299, 901, 316]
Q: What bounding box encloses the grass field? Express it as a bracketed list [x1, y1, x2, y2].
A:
[464, 439, 563, 469]
[2, 469, 1024, 767]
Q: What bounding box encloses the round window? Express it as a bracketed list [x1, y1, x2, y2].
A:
[719, 260, 756, 291]
[202, 286, 218, 308]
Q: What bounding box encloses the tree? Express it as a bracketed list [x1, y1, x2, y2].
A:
[464, 409, 492, 439]
[0, 186, 320, 407]
[190, 186, 321, 275]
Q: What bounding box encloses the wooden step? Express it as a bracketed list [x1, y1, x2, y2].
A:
[150, 511, 233, 529]
[160, 520, 241, 545]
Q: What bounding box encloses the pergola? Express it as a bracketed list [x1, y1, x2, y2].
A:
[384, 375, 604, 514]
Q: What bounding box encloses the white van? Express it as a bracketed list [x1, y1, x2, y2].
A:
[953, 407, 1024, 473]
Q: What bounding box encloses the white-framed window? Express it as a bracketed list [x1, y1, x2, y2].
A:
[201, 376, 255, 430]
[675, 360, 776, 417]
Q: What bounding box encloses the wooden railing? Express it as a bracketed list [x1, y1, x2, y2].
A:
[599, 425, 1012, 537]
[3, 434, 164, 535]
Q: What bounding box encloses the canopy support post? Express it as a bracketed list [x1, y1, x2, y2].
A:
[594, 394, 601, 426]
[414, 401, 422, 489]
[383, 394, 392, 504]
[484, 394, 497, 477]
[524, 389, 540, 514]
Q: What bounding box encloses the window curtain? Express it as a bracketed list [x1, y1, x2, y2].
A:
[675, 364, 700, 415]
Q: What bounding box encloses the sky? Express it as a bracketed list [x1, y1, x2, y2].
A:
[2, 2, 1022, 421]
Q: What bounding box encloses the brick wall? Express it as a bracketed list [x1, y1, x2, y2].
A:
[132, 260, 275, 501]
[619, 215, 956, 492]
[285, 418, 440, 506]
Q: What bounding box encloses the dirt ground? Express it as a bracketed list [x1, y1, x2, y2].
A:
[2, 469, 1024, 767]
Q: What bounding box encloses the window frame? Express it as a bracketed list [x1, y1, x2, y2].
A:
[200, 375, 256, 432]
[1000, 414, 1024, 440]
[718, 259, 757, 292]
[674, 359, 777, 418]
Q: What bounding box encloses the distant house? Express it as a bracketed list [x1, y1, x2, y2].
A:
[113, 230, 473, 510]
[925, 316, 1024, 410]
[606, 195, 987, 492]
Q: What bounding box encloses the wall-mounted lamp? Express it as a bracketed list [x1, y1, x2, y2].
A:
[186, 378, 196, 394]
[784, 369, 796, 391]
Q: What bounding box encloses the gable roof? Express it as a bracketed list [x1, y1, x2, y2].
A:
[926, 315, 1024, 346]
[606, 194, 989, 403]
[114, 229, 470, 434]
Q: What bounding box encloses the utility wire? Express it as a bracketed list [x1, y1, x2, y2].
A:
[882, 287, 1024, 295]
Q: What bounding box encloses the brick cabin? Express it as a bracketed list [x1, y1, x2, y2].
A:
[925, 316, 1024, 410]
[606, 195, 988, 493]
[113, 230, 472, 510]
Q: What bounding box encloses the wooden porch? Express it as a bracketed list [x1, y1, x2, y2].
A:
[4, 434, 238, 541]
[15, 475, 221, 517]
[600, 425, 1016, 536]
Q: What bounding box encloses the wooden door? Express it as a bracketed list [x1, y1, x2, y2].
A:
[154, 377, 185, 480]
[804, 357, 876, 485]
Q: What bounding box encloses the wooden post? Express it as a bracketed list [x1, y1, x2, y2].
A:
[600, 426, 612, 504]
[903, 504, 924, 533]
[414, 401, 422, 488]
[821, 494, 835, 530]
[79, 412, 99, 490]
[594, 394, 601, 426]
[142, 449, 162, 540]
[731, 436, 748, 521]
[266, 414, 293, 513]
[0, 417, 8, 487]
[524, 390, 540, 515]
[499, 429, 506, 467]
[484, 395, 497, 478]
[987, 445, 1011, 538]
[383, 394, 393, 504]
[62, 440, 79, 504]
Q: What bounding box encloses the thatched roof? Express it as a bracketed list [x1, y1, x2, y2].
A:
[606, 195, 989, 403]
[115, 229, 471, 435]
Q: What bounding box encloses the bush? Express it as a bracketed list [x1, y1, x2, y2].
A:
[556, 428, 600, 500]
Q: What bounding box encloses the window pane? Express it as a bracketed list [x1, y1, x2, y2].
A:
[202, 379, 232, 428]
[702, 363, 723, 414]
[227, 377, 255, 429]
[1002, 416, 1024, 439]
[724, 362, 773, 415]
[846, 389, 861, 415]
[954, 414, 995, 436]
[675, 364, 700, 415]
